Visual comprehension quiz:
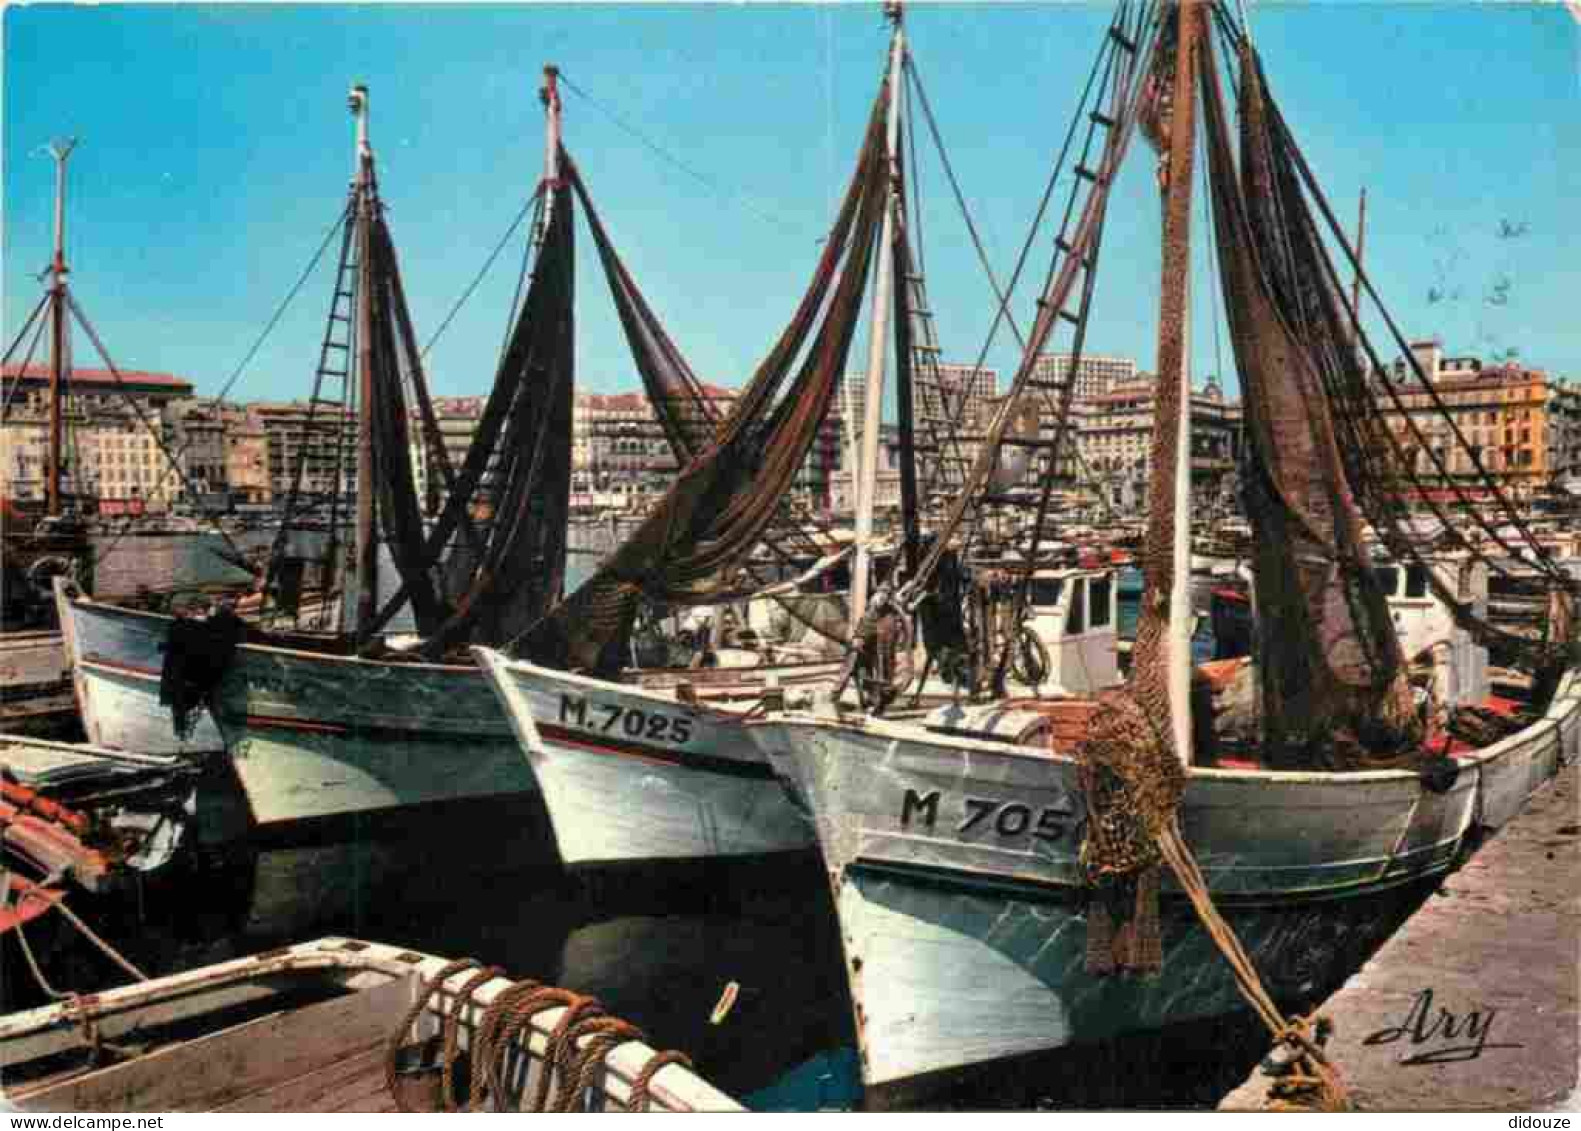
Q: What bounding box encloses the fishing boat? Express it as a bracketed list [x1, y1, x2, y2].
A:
[0, 937, 738, 1112]
[475, 5, 1046, 868]
[745, 0, 1581, 1099]
[50, 86, 553, 826]
[0, 734, 201, 894]
[62, 52, 907, 837]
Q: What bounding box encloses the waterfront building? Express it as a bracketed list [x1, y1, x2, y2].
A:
[1075, 375, 1242, 503]
[164, 398, 273, 510]
[1036, 352, 1138, 402]
[1375, 338, 1581, 500]
[1, 365, 193, 512]
[572, 384, 737, 507]
[253, 400, 357, 508]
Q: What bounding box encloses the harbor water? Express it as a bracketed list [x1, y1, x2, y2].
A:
[28, 535, 1298, 1109]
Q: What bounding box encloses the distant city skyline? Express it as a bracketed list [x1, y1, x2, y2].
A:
[6, 4, 1577, 411]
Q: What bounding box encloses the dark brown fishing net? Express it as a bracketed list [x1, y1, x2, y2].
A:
[422, 173, 575, 654]
[1199, 36, 1421, 768]
[568, 155, 851, 646]
[519, 91, 892, 673]
[1076, 1, 1196, 978]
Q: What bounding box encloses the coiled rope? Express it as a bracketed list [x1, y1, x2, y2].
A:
[385, 959, 696, 1113]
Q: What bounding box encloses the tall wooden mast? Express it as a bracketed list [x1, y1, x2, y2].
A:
[45, 138, 77, 518]
[850, 1, 904, 629]
[539, 65, 563, 244]
[350, 84, 378, 633]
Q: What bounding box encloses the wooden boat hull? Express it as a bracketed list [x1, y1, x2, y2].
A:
[0, 735, 203, 890]
[0, 937, 740, 1112]
[474, 647, 828, 866]
[57, 589, 535, 827]
[57, 589, 225, 755]
[0, 631, 67, 697]
[212, 642, 533, 826]
[746, 670, 1581, 1091]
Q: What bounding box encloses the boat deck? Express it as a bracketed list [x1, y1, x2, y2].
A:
[210, 1042, 397, 1113]
[11, 1042, 401, 1114]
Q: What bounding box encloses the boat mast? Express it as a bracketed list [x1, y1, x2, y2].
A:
[350, 84, 378, 633]
[850, 1, 904, 629]
[539, 65, 562, 244]
[45, 138, 77, 518]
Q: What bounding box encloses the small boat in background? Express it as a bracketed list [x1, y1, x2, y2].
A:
[0, 734, 201, 892]
[0, 937, 739, 1113]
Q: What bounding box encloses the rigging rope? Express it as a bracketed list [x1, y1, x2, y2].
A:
[420, 186, 542, 360]
[0, 294, 53, 423]
[1210, 5, 1566, 589]
[64, 293, 246, 563]
[558, 71, 813, 240]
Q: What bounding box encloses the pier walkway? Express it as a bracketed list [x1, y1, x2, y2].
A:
[1221, 762, 1579, 1112]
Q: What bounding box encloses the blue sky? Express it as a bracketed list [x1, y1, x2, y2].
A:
[5, 3, 1578, 408]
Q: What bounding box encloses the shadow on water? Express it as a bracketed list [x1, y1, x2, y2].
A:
[2, 793, 855, 1103]
[0, 716, 1450, 1112]
[1, 778, 1448, 1109]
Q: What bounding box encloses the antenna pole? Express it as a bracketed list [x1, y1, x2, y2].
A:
[45, 138, 77, 518]
[851, 4, 904, 631]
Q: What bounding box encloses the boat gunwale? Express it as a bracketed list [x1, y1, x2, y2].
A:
[0, 937, 739, 1113]
[68, 592, 843, 684]
[477, 645, 842, 723]
[746, 666, 1581, 788]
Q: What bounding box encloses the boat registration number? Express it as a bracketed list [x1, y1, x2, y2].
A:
[558, 694, 693, 745]
[898, 788, 1078, 842]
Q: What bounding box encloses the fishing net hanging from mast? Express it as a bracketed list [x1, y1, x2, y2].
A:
[1197, 20, 1423, 767]
[567, 155, 858, 646]
[848, 0, 1158, 699]
[1204, 5, 1576, 674]
[518, 89, 894, 674]
[404, 170, 577, 654]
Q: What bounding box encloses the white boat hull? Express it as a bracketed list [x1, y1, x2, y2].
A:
[57, 590, 225, 755]
[475, 647, 827, 866]
[57, 589, 536, 827]
[747, 669, 1581, 1091]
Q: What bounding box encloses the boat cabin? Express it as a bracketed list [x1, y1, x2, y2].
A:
[1373, 554, 1490, 708]
[1023, 566, 1120, 696]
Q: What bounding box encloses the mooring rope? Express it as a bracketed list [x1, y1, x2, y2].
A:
[1154, 821, 1350, 1111]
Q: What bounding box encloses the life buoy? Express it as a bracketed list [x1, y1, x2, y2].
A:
[25, 555, 74, 596]
[1010, 625, 1051, 688]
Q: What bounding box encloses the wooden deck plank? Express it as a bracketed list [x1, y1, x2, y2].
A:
[210, 1042, 390, 1113]
[19, 977, 413, 1113]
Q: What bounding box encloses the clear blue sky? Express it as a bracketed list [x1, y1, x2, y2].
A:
[5, 3, 1578, 408]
